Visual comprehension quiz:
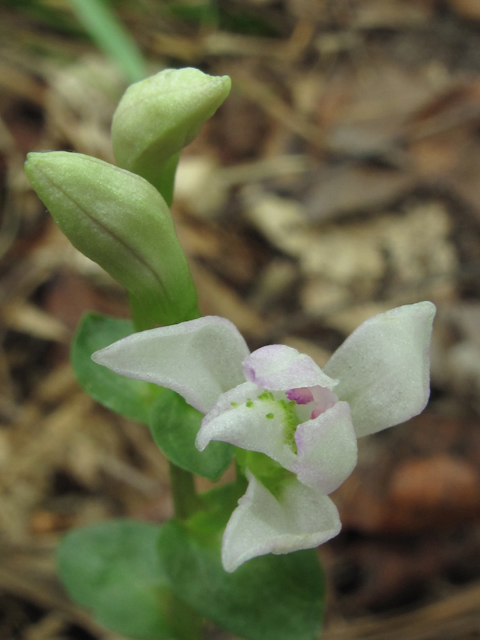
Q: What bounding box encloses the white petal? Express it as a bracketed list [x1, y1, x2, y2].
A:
[222, 472, 341, 572]
[324, 302, 436, 437]
[92, 316, 250, 414]
[243, 344, 338, 391]
[293, 401, 357, 494]
[196, 382, 297, 471]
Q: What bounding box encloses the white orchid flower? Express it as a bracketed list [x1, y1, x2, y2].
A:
[92, 302, 435, 572]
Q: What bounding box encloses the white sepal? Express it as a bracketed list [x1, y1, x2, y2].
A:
[92, 316, 250, 414]
[324, 302, 436, 437]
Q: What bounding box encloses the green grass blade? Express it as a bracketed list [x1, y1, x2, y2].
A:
[68, 0, 146, 83]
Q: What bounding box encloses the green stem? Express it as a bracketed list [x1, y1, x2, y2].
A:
[169, 461, 201, 520]
[154, 152, 180, 207]
[129, 293, 202, 333]
[128, 292, 155, 333]
[168, 464, 203, 640]
[170, 593, 203, 640]
[127, 295, 203, 639]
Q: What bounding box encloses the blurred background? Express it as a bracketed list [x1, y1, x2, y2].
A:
[2, 0, 480, 638]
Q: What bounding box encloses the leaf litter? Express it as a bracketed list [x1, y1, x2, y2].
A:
[2, 0, 480, 638]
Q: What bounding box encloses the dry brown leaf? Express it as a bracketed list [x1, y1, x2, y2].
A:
[174, 156, 228, 219]
[352, 0, 434, 28]
[1, 301, 68, 342]
[446, 0, 480, 19]
[409, 130, 467, 177]
[337, 454, 480, 534]
[323, 581, 480, 640]
[316, 61, 448, 151]
[408, 80, 480, 139]
[243, 185, 309, 256]
[194, 263, 270, 339]
[248, 258, 299, 309]
[445, 302, 480, 349]
[389, 455, 480, 516]
[45, 56, 122, 162]
[305, 166, 416, 221]
[447, 140, 480, 220]
[301, 202, 457, 321]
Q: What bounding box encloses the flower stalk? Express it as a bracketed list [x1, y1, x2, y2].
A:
[169, 461, 201, 521]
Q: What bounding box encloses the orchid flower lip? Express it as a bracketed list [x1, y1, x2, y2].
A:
[196, 353, 358, 495]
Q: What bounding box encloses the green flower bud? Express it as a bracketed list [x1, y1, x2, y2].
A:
[25, 151, 199, 327]
[111, 68, 231, 204]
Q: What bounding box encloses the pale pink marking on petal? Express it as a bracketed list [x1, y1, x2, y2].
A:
[311, 386, 338, 415]
[286, 388, 314, 404]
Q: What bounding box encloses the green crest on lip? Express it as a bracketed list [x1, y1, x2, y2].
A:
[236, 449, 295, 500]
[255, 390, 301, 454]
[231, 390, 302, 455]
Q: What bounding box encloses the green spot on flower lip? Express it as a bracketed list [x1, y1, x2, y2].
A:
[246, 399, 253, 408]
[257, 390, 274, 402]
[230, 401, 239, 408]
[255, 390, 301, 453]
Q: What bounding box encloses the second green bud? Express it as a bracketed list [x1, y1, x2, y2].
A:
[25, 151, 199, 328]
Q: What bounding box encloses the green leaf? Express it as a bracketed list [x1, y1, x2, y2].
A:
[158, 516, 326, 640]
[71, 312, 161, 424]
[68, 0, 146, 83]
[57, 520, 174, 640]
[149, 390, 233, 481]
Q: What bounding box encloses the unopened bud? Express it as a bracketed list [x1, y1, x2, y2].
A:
[111, 68, 231, 201]
[25, 151, 198, 326]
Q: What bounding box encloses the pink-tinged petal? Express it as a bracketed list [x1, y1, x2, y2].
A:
[293, 401, 357, 493]
[286, 388, 313, 404]
[310, 386, 338, 417]
[196, 382, 297, 471]
[92, 316, 250, 414]
[243, 344, 338, 391]
[222, 472, 341, 572]
[324, 302, 436, 437]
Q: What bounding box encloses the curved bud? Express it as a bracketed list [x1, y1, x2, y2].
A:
[111, 68, 231, 203]
[25, 151, 198, 326]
